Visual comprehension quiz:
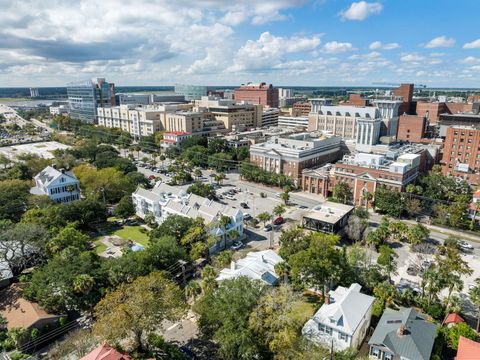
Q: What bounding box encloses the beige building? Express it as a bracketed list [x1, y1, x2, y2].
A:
[165, 110, 227, 136]
[196, 96, 262, 131]
[97, 103, 192, 137]
[308, 106, 381, 140]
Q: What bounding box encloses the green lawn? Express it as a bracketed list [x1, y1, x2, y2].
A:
[289, 295, 322, 324]
[94, 241, 108, 255]
[113, 226, 150, 247]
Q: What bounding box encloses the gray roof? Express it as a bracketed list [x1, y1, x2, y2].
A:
[368, 308, 437, 360]
[34, 166, 77, 187]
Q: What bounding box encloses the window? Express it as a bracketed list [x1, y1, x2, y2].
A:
[370, 347, 380, 357]
[325, 326, 332, 335]
[384, 353, 393, 360]
[338, 332, 348, 341]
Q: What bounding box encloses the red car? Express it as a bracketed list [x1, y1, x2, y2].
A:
[273, 217, 284, 225]
[148, 175, 156, 180]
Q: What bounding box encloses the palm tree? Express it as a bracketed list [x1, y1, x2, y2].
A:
[280, 192, 290, 205]
[201, 265, 217, 294]
[214, 172, 226, 185]
[257, 212, 272, 227]
[363, 191, 373, 209]
[273, 204, 286, 218]
[469, 278, 480, 332]
[185, 281, 201, 302]
[194, 168, 203, 180]
[274, 262, 291, 283]
[228, 229, 240, 244]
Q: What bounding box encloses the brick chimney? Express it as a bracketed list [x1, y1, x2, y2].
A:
[397, 324, 406, 336]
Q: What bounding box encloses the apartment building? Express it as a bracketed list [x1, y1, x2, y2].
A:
[249, 133, 343, 179]
[234, 82, 279, 108]
[262, 108, 279, 127]
[165, 110, 227, 136]
[441, 126, 480, 185]
[293, 101, 312, 116]
[308, 105, 381, 141]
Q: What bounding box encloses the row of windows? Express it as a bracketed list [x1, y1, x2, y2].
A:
[54, 194, 80, 203]
[50, 185, 78, 195]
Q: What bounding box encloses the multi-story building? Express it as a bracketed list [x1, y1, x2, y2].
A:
[393, 83, 414, 115]
[278, 88, 293, 99]
[302, 144, 431, 206]
[308, 105, 381, 141]
[374, 100, 402, 136]
[30, 166, 80, 204]
[165, 110, 227, 136]
[310, 98, 333, 113]
[196, 96, 262, 131]
[160, 132, 192, 148]
[293, 101, 312, 116]
[261, 107, 279, 127]
[132, 183, 243, 253]
[67, 78, 115, 123]
[441, 126, 480, 185]
[234, 82, 279, 108]
[355, 117, 382, 152]
[174, 84, 208, 101]
[397, 115, 426, 142]
[302, 283, 374, 351]
[344, 93, 370, 107]
[116, 93, 185, 106]
[49, 105, 69, 116]
[278, 116, 309, 129]
[249, 133, 344, 179]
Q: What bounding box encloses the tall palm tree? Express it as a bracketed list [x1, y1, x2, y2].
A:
[275, 262, 291, 283]
[201, 265, 217, 294]
[273, 204, 286, 218]
[185, 281, 201, 302]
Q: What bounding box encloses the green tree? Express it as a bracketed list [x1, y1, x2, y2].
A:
[373, 188, 404, 218]
[195, 277, 264, 360]
[377, 245, 398, 281]
[0, 179, 31, 221]
[214, 172, 227, 185]
[150, 215, 195, 242]
[280, 192, 290, 205]
[187, 182, 216, 199]
[185, 281, 201, 302]
[47, 225, 90, 256]
[333, 182, 352, 204]
[447, 322, 478, 350]
[469, 278, 480, 332]
[273, 204, 286, 217]
[257, 212, 273, 227]
[249, 284, 303, 358]
[93, 271, 187, 352]
[278, 227, 309, 261]
[407, 223, 430, 248]
[274, 261, 291, 283]
[289, 233, 343, 298]
[201, 265, 217, 294]
[114, 195, 135, 218]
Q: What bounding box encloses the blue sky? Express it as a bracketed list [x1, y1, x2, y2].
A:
[1, 0, 479, 87]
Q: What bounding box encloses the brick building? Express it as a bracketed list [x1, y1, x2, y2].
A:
[344, 93, 370, 107]
[293, 101, 312, 116]
[397, 115, 426, 142]
[393, 83, 414, 115]
[249, 133, 343, 180]
[234, 82, 279, 108]
[416, 102, 474, 124]
[441, 126, 480, 185]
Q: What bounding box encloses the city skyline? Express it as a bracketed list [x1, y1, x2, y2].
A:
[1, 0, 480, 87]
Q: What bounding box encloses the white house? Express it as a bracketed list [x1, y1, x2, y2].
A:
[30, 166, 80, 204]
[302, 283, 374, 351]
[216, 250, 283, 285]
[132, 183, 244, 253]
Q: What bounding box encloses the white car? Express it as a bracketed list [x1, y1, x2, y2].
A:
[225, 194, 236, 200]
[275, 193, 281, 198]
[458, 240, 474, 252]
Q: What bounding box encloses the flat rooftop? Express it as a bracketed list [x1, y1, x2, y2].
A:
[0, 141, 71, 160]
[304, 202, 354, 224]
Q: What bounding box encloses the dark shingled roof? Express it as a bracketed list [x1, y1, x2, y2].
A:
[368, 308, 437, 360]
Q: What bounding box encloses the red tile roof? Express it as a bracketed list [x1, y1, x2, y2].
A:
[456, 336, 480, 360]
[80, 344, 132, 360]
[443, 313, 465, 325]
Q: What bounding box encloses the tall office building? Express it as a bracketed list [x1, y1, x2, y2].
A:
[174, 84, 208, 101]
[67, 78, 115, 123]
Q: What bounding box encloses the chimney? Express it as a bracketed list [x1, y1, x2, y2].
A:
[60, 168, 65, 174]
[397, 325, 406, 336]
[230, 261, 236, 270]
[324, 295, 330, 304]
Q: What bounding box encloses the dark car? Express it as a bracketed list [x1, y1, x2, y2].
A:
[240, 202, 249, 209]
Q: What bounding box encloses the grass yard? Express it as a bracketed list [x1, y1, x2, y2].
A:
[113, 225, 149, 247]
[94, 241, 108, 255]
[289, 294, 322, 324]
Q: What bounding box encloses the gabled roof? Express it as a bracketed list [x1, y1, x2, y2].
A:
[80, 344, 132, 360]
[0, 284, 61, 330]
[303, 283, 374, 337]
[456, 336, 480, 360]
[443, 313, 464, 325]
[216, 250, 283, 285]
[34, 166, 77, 186]
[369, 308, 437, 360]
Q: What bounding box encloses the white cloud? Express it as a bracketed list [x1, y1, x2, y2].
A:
[322, 41, 354, 53]
[340, 1, 383, 21]
[463, 39, 480, 49]
[424, 36, 455, 48]
[460, 56, 480, 65]
[400, 53, 425, 62]
[228, 31, 321, 72]
[369, 41, 400, 50]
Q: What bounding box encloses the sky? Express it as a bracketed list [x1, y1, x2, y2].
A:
[1, 0, 480, 87]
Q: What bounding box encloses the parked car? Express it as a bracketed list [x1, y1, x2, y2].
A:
[297, 205, 308, 210]
[458, 240, 474, 252]
[148, 175, 156, 180]
[240, 202, 249, 209]
[263, 224, 273, 232]
[273, 217, 284, 225]
[275, 193, 281, 198]
[231, 241, 244, 250]
[225, 194, 236, 200]
[243, 213, 252, 221]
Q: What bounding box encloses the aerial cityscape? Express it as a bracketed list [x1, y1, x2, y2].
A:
[1, 1, 480, 359]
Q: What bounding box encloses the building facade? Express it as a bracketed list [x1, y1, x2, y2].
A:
[308, 105, 381, 141]
[397, 115, 426, 142]
[355, 118, 382, 152]
[161, 132, 192, 148]
[249, 133, 343, 179]
[302, 283, 374, 351]
[234, 82, 279, 108]
[293, 101, 312, 116]
[30, 166, 81, 204]
[278, 116, 309, 129]
[261, 107, 279, 127]
[441, 126, 480, 185]
[174, 84, 208, 101]
[67, 78, 115, 123]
